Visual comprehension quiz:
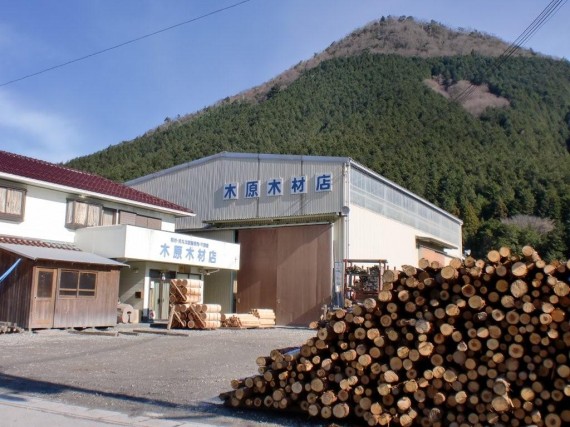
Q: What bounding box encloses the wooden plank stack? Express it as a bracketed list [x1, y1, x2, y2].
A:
[168, 279, 221, 329]
[220, 246, 570, 427]
[221, 309, 276, 328]
[221, 313, 261, 329]
[250, 308, 276, 328]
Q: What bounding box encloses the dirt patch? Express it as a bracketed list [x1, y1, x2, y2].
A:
[425, 77, 510, 116]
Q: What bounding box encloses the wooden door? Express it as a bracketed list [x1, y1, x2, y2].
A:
[157, 281, 170, 320]
[236, 224, 332, 325]
[235, 228, 277, 315]
[275, 224, 333, 325]
[30, 268, 57, 328]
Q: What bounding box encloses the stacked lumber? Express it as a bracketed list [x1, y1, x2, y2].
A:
[221, 246, 570, 426]
[221, 313, 261, 329]
[191, 303, 222, 329]
[169, 279, 202, 304]
[251, 308, 276, 328]
[0, 321, 23, 334]
[168, 279, 220, 329]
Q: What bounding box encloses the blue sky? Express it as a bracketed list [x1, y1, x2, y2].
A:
[1, 0, 568, 164]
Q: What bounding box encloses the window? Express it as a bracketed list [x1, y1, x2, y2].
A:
[135, 214, 162, 230]
[59, 270, 97, 297]
[102, 208, 117, 226]
[36, 270, 55, 298]
[119, 210, 162, 230]
[66, 200, 102, 229]
[0, 185, 26, 221]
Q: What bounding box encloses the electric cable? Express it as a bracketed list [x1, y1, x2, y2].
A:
[0, 0, 252, 87]
[452, 0, 566, 104]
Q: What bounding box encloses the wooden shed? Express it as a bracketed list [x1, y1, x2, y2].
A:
[0, 242, 125, 330]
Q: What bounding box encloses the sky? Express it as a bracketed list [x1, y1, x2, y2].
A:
[1, 0, 568, 164]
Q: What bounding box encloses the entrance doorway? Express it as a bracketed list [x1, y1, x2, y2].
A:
[30, 267, 57, 328]
[149, 270, 175, 320]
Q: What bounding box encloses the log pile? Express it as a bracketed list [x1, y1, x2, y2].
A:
[168, 279, 220, 329]
[0, 321, 23, 334]
[220, 246, 570, 426]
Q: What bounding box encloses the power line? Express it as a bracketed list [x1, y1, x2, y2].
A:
[452, 0, 566, 104]
[453, 0, 566, 104]
[496, 0, 566, 66]
[0, 0, 252, 88]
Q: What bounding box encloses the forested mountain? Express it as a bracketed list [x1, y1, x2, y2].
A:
[65, 17, 570, 259]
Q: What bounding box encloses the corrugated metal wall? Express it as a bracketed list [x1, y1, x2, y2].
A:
[129, 154, 347, 230]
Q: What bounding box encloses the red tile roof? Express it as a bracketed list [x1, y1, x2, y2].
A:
[0, 235, 79, 250]
[0, 150, 192, 214]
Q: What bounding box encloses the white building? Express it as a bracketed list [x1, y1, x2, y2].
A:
[128, 152, 463, 325]
[0, 151, 239, 326]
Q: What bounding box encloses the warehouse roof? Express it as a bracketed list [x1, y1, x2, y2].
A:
[127, 151, 352, 185]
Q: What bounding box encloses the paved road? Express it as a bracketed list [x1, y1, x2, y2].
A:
[0, 392, 209, 427]
[0, 325, 318, 427]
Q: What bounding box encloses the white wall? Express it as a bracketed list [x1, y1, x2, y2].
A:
[347, 204, 460, 269]
[0, 185, 75, 242]
[0, 182, 178, 243]
[119, 261, 146, 311]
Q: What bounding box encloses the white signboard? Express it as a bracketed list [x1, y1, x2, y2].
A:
[123, 228, 240, 270]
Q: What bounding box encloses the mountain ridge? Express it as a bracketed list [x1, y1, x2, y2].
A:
[64, 17, 570, 258]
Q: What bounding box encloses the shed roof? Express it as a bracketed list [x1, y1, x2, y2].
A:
[0, 243, 126, 266]
[0, 150, 193, 216]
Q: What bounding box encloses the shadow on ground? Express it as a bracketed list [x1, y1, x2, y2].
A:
[0, 373, 326, 426]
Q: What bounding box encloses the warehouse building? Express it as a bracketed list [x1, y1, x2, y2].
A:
[128, 152, 463, 325]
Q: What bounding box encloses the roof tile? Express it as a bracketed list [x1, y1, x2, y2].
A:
[0, 235, 79, 250]
[0, 151, 192, 214]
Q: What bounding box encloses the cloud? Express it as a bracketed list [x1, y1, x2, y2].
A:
[0, 91, 82, 163]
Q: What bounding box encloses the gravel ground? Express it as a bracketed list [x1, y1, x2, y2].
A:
[0, 324, 329, 426]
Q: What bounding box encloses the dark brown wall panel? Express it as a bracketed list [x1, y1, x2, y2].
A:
[236, 228, 277, 314]
[236, 224, 332, 326]
[276, 224, 332, 325]
[0, 250, 33, 328]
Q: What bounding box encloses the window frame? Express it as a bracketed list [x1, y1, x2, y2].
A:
[0, 184, 26, 222]
[65, 199, 103, 229]
[58, 269, 98, 298]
